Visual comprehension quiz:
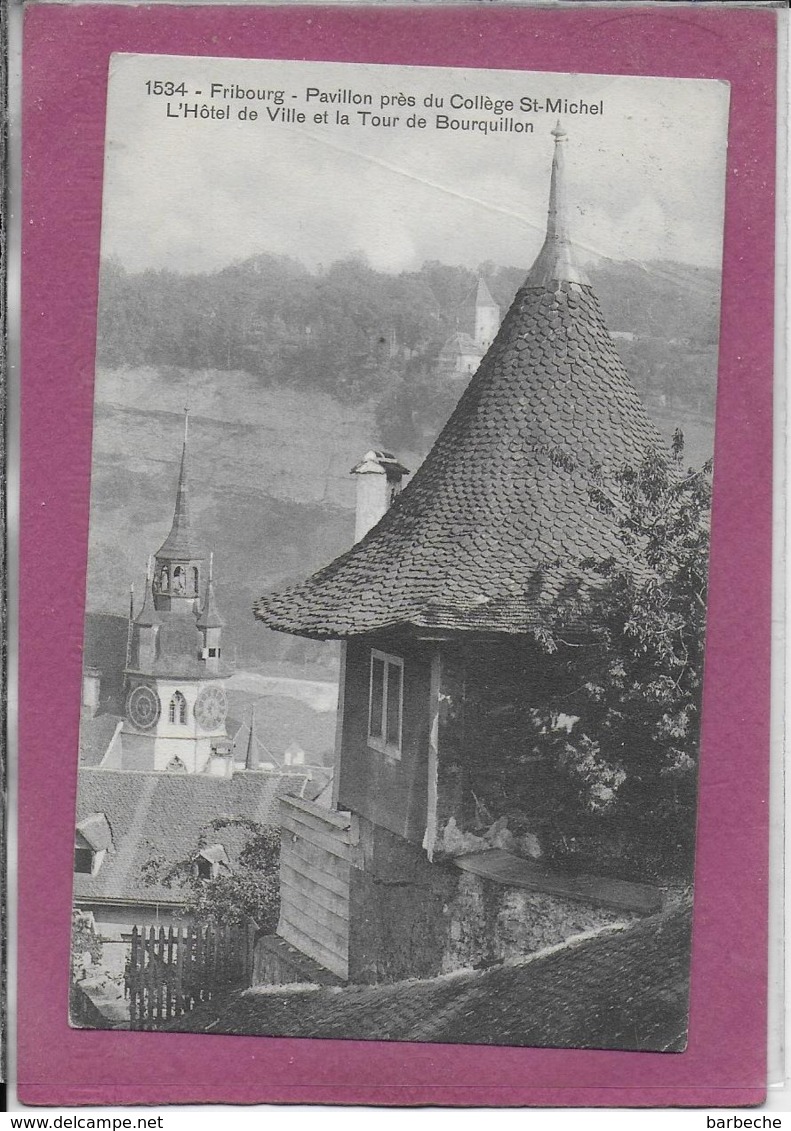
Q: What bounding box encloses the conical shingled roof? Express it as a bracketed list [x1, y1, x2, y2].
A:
[254, 128, 666, 640]
[156, 412, 204, 562]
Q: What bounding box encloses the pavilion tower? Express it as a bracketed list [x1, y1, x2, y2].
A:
[253, 126, 669, 985]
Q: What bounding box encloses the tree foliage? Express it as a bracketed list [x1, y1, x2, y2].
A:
[71, 909, 103, 982]
[141, 817, 281, 931]
[96, 254, 719, 448]
[532, 433, 711, 880]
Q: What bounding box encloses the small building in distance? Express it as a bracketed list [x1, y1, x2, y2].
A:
[437, 278, 501, 378]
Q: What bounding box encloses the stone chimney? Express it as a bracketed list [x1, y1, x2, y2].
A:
[350, 450, 409, 543]
[81, 667, 102, 719]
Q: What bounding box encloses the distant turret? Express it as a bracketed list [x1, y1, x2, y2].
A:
[474, 278, 500, 351]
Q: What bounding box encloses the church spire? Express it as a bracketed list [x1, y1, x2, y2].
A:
[155, 408, 202, 561]
[197, 551, 224, 628]
[245, 705, 259, 770]
[524, 122, 590, 289]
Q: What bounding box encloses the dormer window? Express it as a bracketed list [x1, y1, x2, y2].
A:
[169, 691, 187, 725]
[194, 844, 230, 881]
[368, 649, 403, 758]
[74, 813, 113, 875]
[74, 847, 94, 874]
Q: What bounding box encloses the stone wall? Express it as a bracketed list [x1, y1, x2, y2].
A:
[441, 872, 631, 973]
[346, 820, 632, 984]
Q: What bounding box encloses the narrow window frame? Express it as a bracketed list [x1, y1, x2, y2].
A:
[367, 648, 404, 759]
[169, 690, 187, 726]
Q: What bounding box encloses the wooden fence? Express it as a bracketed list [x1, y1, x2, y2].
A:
[128, 921, 257, 1029]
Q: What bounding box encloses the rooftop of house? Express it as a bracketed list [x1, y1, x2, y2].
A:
[438, 331, 485, 359]
[76, 812, 114, 853]
[73, 767, 309, 907]
[254, 127, 666, 640]
[167, 896, 691, 1050]
[79, 713, 123, 767]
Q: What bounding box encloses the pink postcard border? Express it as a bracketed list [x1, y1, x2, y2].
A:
[18, 3, 777, 1107]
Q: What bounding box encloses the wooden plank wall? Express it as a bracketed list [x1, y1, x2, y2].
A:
[278, 795, 358, 981]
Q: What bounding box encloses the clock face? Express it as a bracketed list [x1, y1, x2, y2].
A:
[194, 685, 227, 731]
[127, 684, 161, 730]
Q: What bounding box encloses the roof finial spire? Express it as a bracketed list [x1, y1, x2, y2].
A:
[154, 409, 203, 563]
[524, 123, 589, 288]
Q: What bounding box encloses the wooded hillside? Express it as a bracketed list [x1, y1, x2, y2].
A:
[87, 254, 720, 670]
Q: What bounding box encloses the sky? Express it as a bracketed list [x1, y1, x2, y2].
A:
[102, 55, 731, 276]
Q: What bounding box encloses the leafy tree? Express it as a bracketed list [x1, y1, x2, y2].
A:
[141, 817, 281, 930]
[71, 909, 103, 982]
[532, 433, 711, 880]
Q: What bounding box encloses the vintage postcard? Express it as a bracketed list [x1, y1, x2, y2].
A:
[68, 54, 728, 1049]
[18, 2, 777, 1108]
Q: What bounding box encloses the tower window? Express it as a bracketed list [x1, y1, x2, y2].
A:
[169, 691, 187, 725]
[191, 566, 199, 595]
[172, 566, 186, 594]
[368, 649, 403, 758]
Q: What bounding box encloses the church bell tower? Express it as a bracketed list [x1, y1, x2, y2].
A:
[121, 411, 233, 775]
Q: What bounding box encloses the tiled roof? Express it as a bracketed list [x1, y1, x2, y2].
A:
[129, 609, 233, 680]
[76, 813, 114, 852]
[79, 714, 123, 767]
[255, 130, 665, 639]
[168, 897, 691, 1051]
[73, 768, 309, 907]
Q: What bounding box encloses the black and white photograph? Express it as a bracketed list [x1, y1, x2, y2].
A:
[70, 55, 729, 1050]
